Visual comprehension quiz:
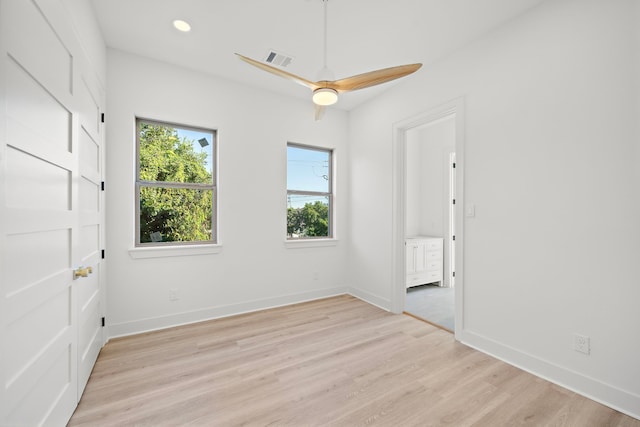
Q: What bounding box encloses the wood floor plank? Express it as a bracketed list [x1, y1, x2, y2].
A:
[69, 295, 640, 426]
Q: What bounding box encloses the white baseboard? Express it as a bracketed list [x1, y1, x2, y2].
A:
[107, 286, 349, 339]
[459, 330, 640, 421]
[347, 286, 391, 311]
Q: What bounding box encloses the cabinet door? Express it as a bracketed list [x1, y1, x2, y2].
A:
[414, 241, 427, 272]
[405, 243, 417, 274]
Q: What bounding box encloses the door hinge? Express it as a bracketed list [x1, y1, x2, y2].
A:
[452, 199, 456, 205]
[101, 113, 105, 123]
[453, 272, 456, 278]
[101, 181, 105, 191]
[453, 235, 456, 241]
[101, 249, 105, 259]
[453, 162, 456, 168]
[101, 317, 105, 327]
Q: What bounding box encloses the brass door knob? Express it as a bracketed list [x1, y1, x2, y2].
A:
[73, 266, 92, 280]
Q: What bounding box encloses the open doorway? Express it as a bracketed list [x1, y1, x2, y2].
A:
[391, 98, 464, 337]
[403, 115, 456, 331]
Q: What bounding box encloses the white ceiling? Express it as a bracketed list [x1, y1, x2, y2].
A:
[90, 0, 546, 110]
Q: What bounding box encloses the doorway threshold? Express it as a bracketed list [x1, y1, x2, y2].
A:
[403, 311, 453, 333]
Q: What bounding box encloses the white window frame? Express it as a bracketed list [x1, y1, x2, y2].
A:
[135, 118, 217, 247]
[286, 142, 334, 241]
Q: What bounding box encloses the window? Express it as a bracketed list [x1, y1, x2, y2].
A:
[136, 118, 216, 246]
[286, 143, 333, 239]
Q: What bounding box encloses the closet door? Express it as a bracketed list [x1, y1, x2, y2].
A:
[76, 70, 105, 398]
[0, 0, 104, 424]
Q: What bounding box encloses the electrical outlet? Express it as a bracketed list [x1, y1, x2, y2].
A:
[574, 334, 590, 355]
[169, 289, 179, 301]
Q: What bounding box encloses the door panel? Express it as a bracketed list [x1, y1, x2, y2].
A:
[80, 224, 100, 259]
[6, 289, 70, 379]
[4, 229, 70, 295]
[4, 335, 74, 426]
[4, 0, 72, 96]
[5, 147, 72, 210]
[77, 261, 101, 395]
[80, 177, 100, 212]
[79, 79, 101, 139]
[5, 55, 72, 153]
[80, 128, 100, 176]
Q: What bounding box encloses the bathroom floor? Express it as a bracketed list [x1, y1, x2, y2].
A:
[405, 284, 454, 331]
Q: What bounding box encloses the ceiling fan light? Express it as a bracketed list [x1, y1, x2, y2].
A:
[312, 88, 338, 106]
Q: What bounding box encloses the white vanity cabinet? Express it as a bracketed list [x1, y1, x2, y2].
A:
[405, 236, 443, 288]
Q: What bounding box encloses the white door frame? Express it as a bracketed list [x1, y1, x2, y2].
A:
[391, 98, 465, 337]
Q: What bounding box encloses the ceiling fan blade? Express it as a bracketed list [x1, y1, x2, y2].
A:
[314, 104, 326, 121]
[235, 53, 319, 91]
[328, 63, 422, 92]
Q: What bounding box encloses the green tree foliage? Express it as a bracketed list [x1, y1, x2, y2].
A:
[287, 201, 329, 238]
[139, 123, 213, 243]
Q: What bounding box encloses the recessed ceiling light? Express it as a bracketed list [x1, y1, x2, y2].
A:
[173, 19, 191, 32]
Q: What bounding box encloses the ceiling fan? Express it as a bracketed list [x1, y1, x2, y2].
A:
[236, 0, 422, 120]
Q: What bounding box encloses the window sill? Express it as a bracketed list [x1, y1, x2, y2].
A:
[129, 244, 222, 259]
[284, 239, 339, 249]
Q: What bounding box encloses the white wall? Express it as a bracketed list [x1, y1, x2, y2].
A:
[405, 130, 422, 237]
[349, 0, 640, 418]
[636, 1, 640, 188]
[406, 119, 456, 238]
[105, 49, 349, 337]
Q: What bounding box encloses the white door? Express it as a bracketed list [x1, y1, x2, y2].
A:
[0, 0, 104, 424]
[76, 73, 105, 397]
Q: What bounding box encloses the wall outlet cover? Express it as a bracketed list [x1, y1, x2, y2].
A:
[573, 334, 590, 355]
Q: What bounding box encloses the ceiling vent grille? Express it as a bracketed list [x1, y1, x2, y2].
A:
[265, 50, 293, 67]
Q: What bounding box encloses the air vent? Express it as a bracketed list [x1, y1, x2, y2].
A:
[265, 50, 293, 67]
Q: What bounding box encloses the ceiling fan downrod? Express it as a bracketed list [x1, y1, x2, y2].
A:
[313, 0, 338, 105]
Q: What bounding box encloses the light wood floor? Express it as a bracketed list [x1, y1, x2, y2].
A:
[69, 295, 639, 426]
